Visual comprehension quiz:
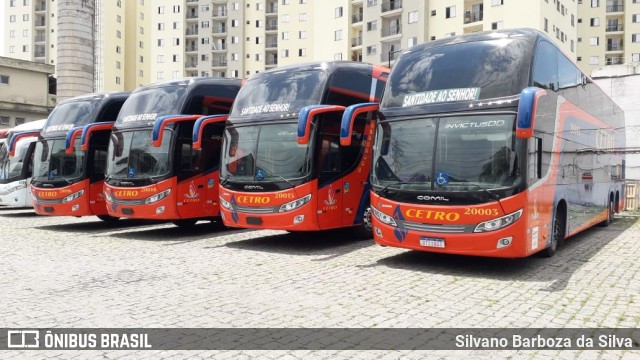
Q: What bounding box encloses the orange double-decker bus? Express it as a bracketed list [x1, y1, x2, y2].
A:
[31, 93, 129, 220]
[342, 29, 625, 257]
[104, 78, 240, 227]
[218, 62, 387, 233]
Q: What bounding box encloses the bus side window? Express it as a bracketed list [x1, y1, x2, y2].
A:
[341, 117, 366, 173]
[532, 41, 558, 91]
[325, 71, 374, 106]
[316, 115, 341, 185]
[201, 123, 225, 172]
[528, 136, 542, 181]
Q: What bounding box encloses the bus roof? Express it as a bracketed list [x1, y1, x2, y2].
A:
[405, 28, 542, 55]
[130, 77, 241, 94]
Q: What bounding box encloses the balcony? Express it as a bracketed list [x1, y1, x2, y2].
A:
[606, 4, 624, 12]
[35, 2, 46, 11]
[212, 43, 227, 51]
[381, 0, 402, 13]
[464, 11, 483, 24]
[213, 9, 227, 17]
[381, 25, 401, 37]
[352, 13, 363, 23]
[35, 51, 45, 58]
[186, 45, 199, 52]
[34, 35, 46, 42]
[186, 0, 198, 3]
[35, 19, 46, 27]
[186, 28, 199, 36]
[606, 24, 623, 32]
[606, 41, 623, 51]
[186, 12, 198, 19]
[266, 40, 278, 49]
[266, 4, 278, 14]
[212, 59, 228, 67]
[351, 36, 362, 47]
[212, 26, 227, 34]
[606, 57, 624, 65]
[266, 22, 278, 31]
[185, 61, 198, 69]
[266, 57, 278, 66]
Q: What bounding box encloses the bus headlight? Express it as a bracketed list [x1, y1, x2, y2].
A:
[474, 209, 523, 233]
[104, 190, 113, 202]
[219, 197, 233, 210]
[62, 190, 85, 203]
[371, 206, 397, 227]
[279, 194, 312, 213]
[145, 189, 171, 205]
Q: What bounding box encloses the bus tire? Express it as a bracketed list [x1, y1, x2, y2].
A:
[97, 215, 119, 222]
[352, 207, 373, 239]
[172, 219, 198, 228]
[599, 198, 615, 227]
[542, 205, 565, 258]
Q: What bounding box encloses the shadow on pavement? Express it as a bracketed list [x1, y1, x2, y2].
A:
[109, 221, 252, 245]
[223, 228, 374, 260]
[0, 208, 38, 217]
[366, 217, 636, 291]
[35, 218, 166, 233]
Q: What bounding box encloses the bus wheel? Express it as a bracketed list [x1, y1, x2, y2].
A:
[542, 207, 565, 258]
[351, 207, 373, 239]
[172, 219, 198, 228]
[599, 199, 615, 227]
[97, 215, 119, 222]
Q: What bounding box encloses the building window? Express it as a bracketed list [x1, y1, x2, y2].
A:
[0, 75, 9, 85]
[334, 30, 343, 41]
[158, 6, 164, 14]
[445, 32, 456, 37]
[256, 20, 263, 27]
[15, 118, 25, 125]
[366, 45, 377, 55]
[173, 55, 180, 62]
[139, 55, 144, 63]
[590, 37, 599, 45]
[9, 0, 16, 7]
[367, 0, 377, 6]
[201, 5, 210, 11]
[173, 38, 180, 46]
[632, 53, 640, 62]
[231, 36, 239, 44]
[157, 72, 164, 80]
[232, 19, 239, 27]
[255, 54, 262, 61]
[491, 0, 504, 5]
[9, 15, 16, 22]
[283, 0, 290, 4]
[544, 18, 549, 32]
[299, 13, 307, 21]
[281, 49, 289, 57]
[116, 61, 121, 69]
[299, 48, 306, 57]
[9, 46, 15, 53]
[173, 5, 180, 13]
[367, 20, 377, 31]
[9, 30, 15, 38]
[633, 34, 640, 43]
[571, 40, 575, 52]
[139, 70, 144, 77]
[408, 11, 418, 23]
[282, 14, 290, 22]
[589, 56, 599, 65]
[115, 77, 121, 84]
[256, 2, 264, 10]
[445, 6, 456, 18]
[139, 27, 144, 34]
[256, 36, 263, 44]
[590, 18, 599, 26]
[335, 7, 343, 18]
[232, 53, 239, 61]
[202, 21, 210, 28]
[591, 0, 599, 7]
[571, 14, 575, 27]
[334, 53, 342, 60]
[282, 32, 289, 40]
[157, 55, 164, 63]
[116, 45, 121, 53]
[173, 22, 180, 29]
[173, 71, 180, 79]
[158, 23, 164, 30]
[633, 14, 640, 23]
[158, 39, 165, 47]
[23, 14, 29, 21]
[0, 117, 10, 125]
[139, 41, 144, 48]
[201, 38, 210, 44]
[22, 30, 28, 37]
[407, 37, 417, 48]
[492, 21, 504, 30]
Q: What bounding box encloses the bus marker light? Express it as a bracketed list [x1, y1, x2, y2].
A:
[156, 206, 165, 214]
[294, 215, 304, 224]
[497, 237, 513, 249]
[375, 227, 383, 237]
[71, 204, 80, 212]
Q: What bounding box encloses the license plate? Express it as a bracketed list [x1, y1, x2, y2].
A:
[419, 237, 445, 248]
[246, 216, 262, 225]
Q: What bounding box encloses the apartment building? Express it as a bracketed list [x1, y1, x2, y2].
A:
[6, 0, 609, 90]
[576, 0, 640, 74]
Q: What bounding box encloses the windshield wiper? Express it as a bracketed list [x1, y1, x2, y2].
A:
[375, 181, 413, 196]
[257, 167, 295, 189]
[220, 174, 231, 186]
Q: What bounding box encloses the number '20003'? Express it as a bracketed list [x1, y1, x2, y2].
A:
[464, 208, 499, 216]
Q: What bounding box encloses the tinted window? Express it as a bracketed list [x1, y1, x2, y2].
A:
[99, 100, 126, 123]
[382, 39, 532, 108]
[326, 70, 379, 106]
[43, 100, 99, 135]
[183, 84, 238, 115]
[532, 41, 558, 91]
[116, 85, 187, 125]
[230, 69, 327, 119]
[558, 53, 581, 89]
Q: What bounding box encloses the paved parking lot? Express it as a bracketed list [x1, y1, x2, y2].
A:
[1, 207, 639, 359]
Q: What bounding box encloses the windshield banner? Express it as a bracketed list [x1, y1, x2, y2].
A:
[402, 88, 481, 107]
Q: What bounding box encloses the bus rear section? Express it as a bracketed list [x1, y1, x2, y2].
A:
[218, 61, 387, 232]
[104, 78, 240, 227]
[355, 29, 624, 258]
[30, 93, 129, 220]
[0, 120, 46, 207]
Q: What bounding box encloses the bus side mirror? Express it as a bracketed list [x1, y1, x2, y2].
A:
[65, 127, 84, 154]
[192, 115, 228, 150]
[152, 114, 201, 147]
[340, 102, 379, 146]
[8, 131, 40, 157]
[516, 87, 546, 139]
[380, 123, 391, 155]
[80, 122, 114, 151]
[297, 105, 346, 145]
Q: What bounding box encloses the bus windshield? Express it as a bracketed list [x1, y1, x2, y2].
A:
[230, 70, 326, 119]
[44, 100, 100, 133]
[221, 123, 312, 182]
[116, 85, 186, 124]
[372, 114, 521, 191]
[382, 39, 531, 108]
[33, 138, 85, 182]
[107, 129, 172, 180]
[0, 141, 29, 182]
